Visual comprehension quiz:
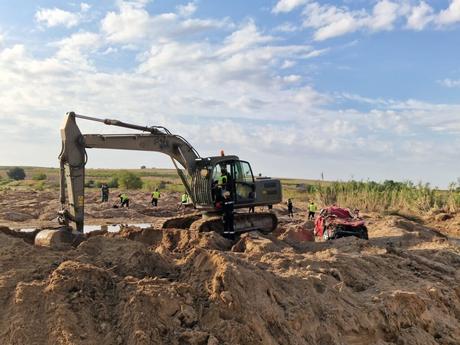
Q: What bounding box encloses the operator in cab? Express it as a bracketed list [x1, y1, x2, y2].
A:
[218, 167, 231, 191]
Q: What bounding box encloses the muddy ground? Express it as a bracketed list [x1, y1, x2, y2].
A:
[1, 190, 460, 345]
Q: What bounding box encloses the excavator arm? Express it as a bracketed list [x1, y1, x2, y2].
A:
[58, 112, 199, 232]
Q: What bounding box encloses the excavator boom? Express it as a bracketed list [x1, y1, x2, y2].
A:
[55, 111, 282, 238]
[58, 112, 199, 231]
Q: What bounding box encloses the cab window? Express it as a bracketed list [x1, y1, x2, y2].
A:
[232, 161, 255, 204]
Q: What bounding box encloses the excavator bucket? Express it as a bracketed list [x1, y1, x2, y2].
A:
[34, 228, 84, 249]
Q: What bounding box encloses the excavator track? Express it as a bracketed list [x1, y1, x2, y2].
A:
[189, 212, 277, 235]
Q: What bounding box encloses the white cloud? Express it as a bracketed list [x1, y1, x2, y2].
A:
[281, 60, 296, 69]
[437, 0, 460, 25]
[302, 3, 364, 41]
[101, 2, 151, 42]
[439, 78, 460, 88]
[53, 32, 101, 65]
[300, 0, 460, 41]
[272, 0, 308, 14]
[274, 23, 299, 32]
[101, 0, 229, 44]
[368, 0, 400, 31]
[80, 3, 91, 12]
[406, 1, 434, 30]
[217, 21, 275, 55]
[283, 74, 301, 83]
[314, 16, 359, 41]
[177, 2, 197, 17]
[35, 8, 80, 28]
[303, 1, 402, 41]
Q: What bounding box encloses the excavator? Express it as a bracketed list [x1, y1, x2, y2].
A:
[35, 112, 282, 247]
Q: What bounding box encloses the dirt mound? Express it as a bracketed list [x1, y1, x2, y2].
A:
[1, 189, 460, 345]
[1, 214, 460, 345]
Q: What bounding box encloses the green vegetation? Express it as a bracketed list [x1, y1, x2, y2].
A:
[117, 171, 143, 189]
[283, 179, 460, 214]
[32, 173, 47, 180]
[6, 167, 26, 180]
[34, 181, 46, 191]
[1, 166, 459, 215]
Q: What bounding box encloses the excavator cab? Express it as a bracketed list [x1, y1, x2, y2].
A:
[210, 159, 255, 205]
[191, 156, 281, 211]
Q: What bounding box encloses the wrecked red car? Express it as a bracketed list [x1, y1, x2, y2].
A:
[314, 206, 368, 240]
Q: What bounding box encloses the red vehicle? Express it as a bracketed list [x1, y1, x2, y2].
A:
[314, 206, 368, 240]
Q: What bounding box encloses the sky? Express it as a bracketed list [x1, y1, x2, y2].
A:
[0, 0, 459, 187]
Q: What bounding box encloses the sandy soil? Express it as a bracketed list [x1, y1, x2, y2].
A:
[0, 190, 460, 345]
[0, 189, 197, 230]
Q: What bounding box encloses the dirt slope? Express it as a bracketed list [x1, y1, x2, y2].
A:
[0, 190, 460, 345]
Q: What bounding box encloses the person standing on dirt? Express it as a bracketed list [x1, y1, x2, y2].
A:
[101, 183, 109, 202]
[308, 201, 317, 220]
[118, 193, 129, 208]
[151, 188, 160, 207]
[248, 189, 255, 213]
[287, 198, 294, 218]
[222, 191, 235, 239]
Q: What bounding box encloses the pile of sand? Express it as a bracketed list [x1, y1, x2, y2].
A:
[1, 213, 460, 345]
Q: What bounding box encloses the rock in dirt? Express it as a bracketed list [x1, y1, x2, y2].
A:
[2, 211, 34, 222]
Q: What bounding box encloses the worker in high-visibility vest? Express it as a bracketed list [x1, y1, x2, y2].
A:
[218, 168, 229, 188]
[308, 201, 317, 220]
[151, 188, 161, 207]
[118, 193, 129, 208]
[181, 193, 189, 204]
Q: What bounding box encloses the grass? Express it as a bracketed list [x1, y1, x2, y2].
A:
[1, 166, 459, 215]
[284, 179, 460, 214]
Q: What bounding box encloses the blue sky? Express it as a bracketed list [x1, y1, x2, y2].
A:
[0, 0, 460, 187]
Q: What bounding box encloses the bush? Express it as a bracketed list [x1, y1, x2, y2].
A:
[7, 167, 26, 180]
[96, 178, 119, 188]
[32, 173, 47, 181]
[142, 180, 156, 191]
[108, 177, 119, 188]
[117, 171, 142, 189]
[34, 181, 46, 191]
[0, 178, 11, 186]
[85, 179, 96, 188]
